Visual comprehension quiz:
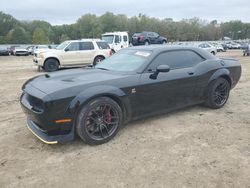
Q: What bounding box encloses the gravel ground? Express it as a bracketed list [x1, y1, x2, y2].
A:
[0, 50, 249, 188]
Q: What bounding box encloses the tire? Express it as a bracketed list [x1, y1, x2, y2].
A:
[205, 78, 231, 109]
[93, 56, 105, 66]
[144, 40, 150, 45]
[211, 51, 215, 55]
[162, 40, 167, 45]
[44, 58, 59, 72]
[76, 97, 123, 145]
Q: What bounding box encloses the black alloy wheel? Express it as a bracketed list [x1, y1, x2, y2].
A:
[206, 78, 230, 109]
[76, 97, 122, 145]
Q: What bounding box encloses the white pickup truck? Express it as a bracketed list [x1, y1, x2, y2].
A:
[101, 31, 129, 53]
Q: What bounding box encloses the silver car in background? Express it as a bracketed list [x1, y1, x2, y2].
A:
[195, 42, 217, 55]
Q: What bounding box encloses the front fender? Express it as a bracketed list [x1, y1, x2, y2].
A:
[68, 85, 126, 114]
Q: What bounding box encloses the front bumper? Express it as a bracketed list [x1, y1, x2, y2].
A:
[27, 118, 74, 144]
[20, 86, 75, 144]
[33, 57, 44, 66]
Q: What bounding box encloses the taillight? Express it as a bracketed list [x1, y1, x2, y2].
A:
[139, 35, 144, 40]
[109, 50, 113, 56]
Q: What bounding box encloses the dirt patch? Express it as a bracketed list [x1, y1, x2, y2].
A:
[0, 51, 249, 187]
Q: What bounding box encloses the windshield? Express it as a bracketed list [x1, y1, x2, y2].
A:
[101, 35, 114, 44]
[56, 41, 70, 50]
[95, 49, 152, 72]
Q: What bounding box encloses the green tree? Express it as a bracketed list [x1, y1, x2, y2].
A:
[32, 27, 50, 44]
[6, 27, 30, 44]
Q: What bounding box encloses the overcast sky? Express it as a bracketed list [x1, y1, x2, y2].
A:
[1, 0, 250, 25]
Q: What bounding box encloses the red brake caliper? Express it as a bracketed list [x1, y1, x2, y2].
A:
[107, 110, 112, 124]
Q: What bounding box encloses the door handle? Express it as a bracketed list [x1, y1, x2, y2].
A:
[188, 72, 194, 75]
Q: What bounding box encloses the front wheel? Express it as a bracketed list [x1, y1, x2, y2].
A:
[44, 59, 59, 72]
[144, 40, 150, 45]
[205, 78, 231, 109]
[76, 97, 123, 145]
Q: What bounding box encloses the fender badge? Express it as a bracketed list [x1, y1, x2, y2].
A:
[131, 88, 136, 94]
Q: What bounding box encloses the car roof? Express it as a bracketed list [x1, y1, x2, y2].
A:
[125, 45, 217, 60]
[64, 39, 105, 43]
[102, 32, 128, 35]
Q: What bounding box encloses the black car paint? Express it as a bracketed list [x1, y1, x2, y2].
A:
[0, 48, 10, 56]
[20, 46, 241, 143]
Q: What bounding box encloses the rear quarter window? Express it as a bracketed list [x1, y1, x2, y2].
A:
[96, 42, 110, 50]
[80, 42, 94, 50]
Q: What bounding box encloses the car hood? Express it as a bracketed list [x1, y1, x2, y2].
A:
[34, 49, 51, 54]
[26, 68, 132, 99]
[41, 49, 63, 56]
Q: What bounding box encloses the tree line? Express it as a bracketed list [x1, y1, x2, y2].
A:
[0, 11, 250, 44]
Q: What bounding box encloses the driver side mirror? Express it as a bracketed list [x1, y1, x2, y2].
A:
[150, 64, 170, 79]
[65, 48, 69, 52]
[157, 64, 170, 73]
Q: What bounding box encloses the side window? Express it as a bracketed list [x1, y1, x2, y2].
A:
[114, 35, 120, 43]
[123, 35, 128, 42]
[148, 50, 204, 71]
[80, 42, 94, 50]
[147, 33, 154, 37]
[66, 42, 80, 51]
[152, 32, 159, 37]
[96, 42, 110, 49]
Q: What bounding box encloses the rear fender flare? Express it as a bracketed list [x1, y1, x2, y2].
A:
[208, 69, 231, 84]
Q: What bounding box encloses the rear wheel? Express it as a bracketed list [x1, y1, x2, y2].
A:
[44, 59, 59, 72]
[145, 40, 150, 45]
[76, 97, 123, 145]
[162, 40, 167, 45]
[93, 56, 105, 66]
[205, 78, 230, 109]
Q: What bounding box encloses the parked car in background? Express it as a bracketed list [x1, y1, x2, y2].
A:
[13, 47, 29, 56]
[221, 43, 228, 51]
[0, 47, 11, 56]
[26, 46, 34, 55]
[101, 31, 129, 53]
[240, 42, 249, 50]
[33, 39, 112, 72]
[196, 42, 217, 55]
[243, 44, 250, 56]
[131, 31, 167, 46]
[20, 45, 241, 145]
[9, 45, 20, 55]
[226, 42, 241, 49]
[211, 43, 226, 52]
[32, 45, 50, 55]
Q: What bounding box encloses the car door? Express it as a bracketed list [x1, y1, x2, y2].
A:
[79, 42, 96, 65]
[61, 42, 81, 66]
[147, 32, 156, 44]
[152, 32, 161, 44]
[134, 50, 205, 117]
[113, 35, 122, 52]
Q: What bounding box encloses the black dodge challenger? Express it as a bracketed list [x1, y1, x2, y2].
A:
[20, 46, 241, 145]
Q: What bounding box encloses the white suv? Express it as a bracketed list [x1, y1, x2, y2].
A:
[33, 39, 112, 72]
